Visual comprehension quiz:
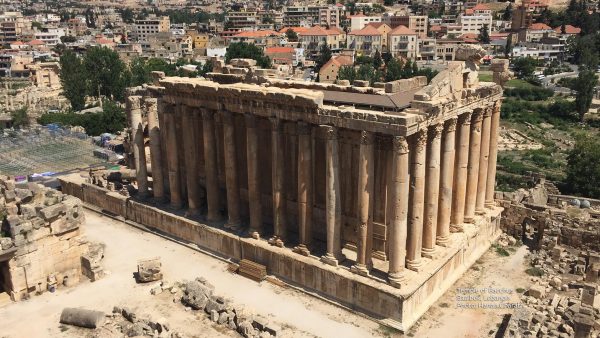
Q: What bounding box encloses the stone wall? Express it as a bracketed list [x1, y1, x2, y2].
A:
[0, 176, 88, 301]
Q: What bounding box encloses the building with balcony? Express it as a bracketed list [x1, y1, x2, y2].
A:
[388, 25, 418, 59]
[132, 16, 170, 42]
[348, 25, 383, 56]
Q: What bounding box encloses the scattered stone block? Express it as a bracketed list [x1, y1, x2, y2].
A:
[137, 257, 162, 283]
[60, 308, 106, 329]
[528, 284, 546, 299]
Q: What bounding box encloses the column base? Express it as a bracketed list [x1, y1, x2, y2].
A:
[475, 208, 486, 215]
[350, 263, 370, 277]
[224, 221, 242, 231]
[185, 208, 200, 218]
[436, 235, 451, 247]
[388, 271, 406, 289]
[406, 258, 423, 272]
[320, 253, 339, 266]
[206, 212, 222, 222]
[450, 223, 464, 233]
[293, 244, 310, 256]
[463, 216, 475, 224]
[268, 236, 284, 248]
[485, 201, 495, 208]
[169, 201, 183, 210]
[421, 247, 437, 259]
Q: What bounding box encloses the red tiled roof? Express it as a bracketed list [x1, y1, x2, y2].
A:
[529, 23, 552, 30]
[266, 46, 294, 54]
[348, 25, 382, 36]
[298, 26, 341, 36]
[233, 30, 279, 38]
[389, 25, 417, 35]
[472, 3, 491, 10]
[10, 41, 24, 45]
[553, 24, 581, 34]
[278, 27, 309, 34]
[321, 55, 354, 70]
[366, 22, 388, 29]
[27, 39, 45, 45]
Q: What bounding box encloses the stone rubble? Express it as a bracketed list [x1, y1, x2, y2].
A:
[137, 257, 163, 283]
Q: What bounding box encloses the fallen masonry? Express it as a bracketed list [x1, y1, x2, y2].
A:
[137, 257, 163, 283]
[152, 277, 282, 337]
[0, 175, 89, 301]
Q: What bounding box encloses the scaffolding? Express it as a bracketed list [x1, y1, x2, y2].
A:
[0, 126, 106, 176]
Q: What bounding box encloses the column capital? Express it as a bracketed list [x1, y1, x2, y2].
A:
[321, 125, 338, 140]
[359, 130, 373, 145]
[297, 121, 312, 135]
[392, 136, 409, 155]
[429, 123, 444, 139]
[414, 129, 427, 152]
[446, 117, 458, 132]
[458, 111, 473, 125]
[245, 113, 257, 128]
[143, 97, 157, 108]
[471, 109, 484, 123]
[483, 106, 493, 117]
[126, 95, 142, 110]
[493, 100, 502, 114]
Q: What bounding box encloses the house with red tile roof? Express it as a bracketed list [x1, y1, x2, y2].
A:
[347, 25, 383, 55]
[366, 23, 392, 51]
[520, 22, 554, 42]
[230, 30, 282, 48]
[388, 25, 418, 58]
[553, 24, 581, 36]
[318, 55, 354, 83]
[298, 26, 345, 53]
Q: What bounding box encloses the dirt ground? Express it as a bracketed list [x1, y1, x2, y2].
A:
[0, 209, 534, 338]
[408, 245, 532, 338]
[0, 210, 380, 338]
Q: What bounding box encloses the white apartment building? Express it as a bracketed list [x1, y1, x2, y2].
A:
[458, 13, 492, 34]
[34, 27, 65, 46]
[349, 15, 382, 31]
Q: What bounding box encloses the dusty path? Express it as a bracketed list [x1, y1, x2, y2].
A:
[0, 211, 380, 338]
[408, 245, 531, 338]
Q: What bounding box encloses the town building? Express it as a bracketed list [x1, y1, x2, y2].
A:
[131, 16, 170, 42]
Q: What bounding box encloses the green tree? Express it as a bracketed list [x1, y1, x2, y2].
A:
[373, 50, 383, 69]
[384, 58, 403, 81]
[503, 3, 513, 21]
[478, 24, 491, 44]
[83, 47, 130, 101]
[129, 57, 151, 86]
[505, 34, 513, 58]
[512, 57, 538, 78]
[566, 135, 600, 198]
[338, 65, 357, 83]
[574, 70, 598, 121]
[199, 60, 213, 77]
[225, 42, 272, 69]
[10, 107, 28, 128]
[59, 49, 88, 111]
[315, 44, 333, 72]
[285, 29, 298, 42]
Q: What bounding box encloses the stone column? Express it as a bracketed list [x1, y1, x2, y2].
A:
[476, 107, 492, 213]
[485, 102, 501, 208]
[450, 111, 472, 230]
[222, 111, 241, 229]
[269, 117, 286, 247]
[388, 136, 410, 288]
[245, 114, 262, 238]
[436, 118, 457, 246]
[351, 131, 374, 276]
[182, 107, 201, 216]
[145, 97, 164, 201]
[464, 110, 483, 223]
[166, 105, 182, 209]
[422, 123, 443, 258]
[406, 129, 427, 272]
[202, 109, 220, 221]
[294, 122, 313, 256]
[127, 96, 149, 198]
[321, 125, 344, 266]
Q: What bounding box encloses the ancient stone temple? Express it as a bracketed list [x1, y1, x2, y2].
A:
[62, 47, 504, 330]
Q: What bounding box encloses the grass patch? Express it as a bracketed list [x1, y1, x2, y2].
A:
[495, 246, 510, 257]
[516, 287, 526, 293]
[377, 324, 402, 337]
[439, 302, 449, 308]
[479, 72, 493, 82]
[505, 79, 537, 89]
[525, 267, 545, 277]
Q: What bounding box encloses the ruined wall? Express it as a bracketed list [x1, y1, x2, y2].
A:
[0, 176, 88, 301]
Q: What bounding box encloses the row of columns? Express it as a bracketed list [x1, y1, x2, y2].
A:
[137, 100, 501, 288]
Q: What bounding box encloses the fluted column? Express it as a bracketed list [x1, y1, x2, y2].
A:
[406, 129, 427, 272]
[436, 117, 457, 246]
[476, 107, 492, 213]
[222, 110, 241, 229]
[450, 111, 472, 231]
[127, 96, 149, 198]
[485, 102, 502, 208]
[145, 97, 164, 201]
[269, 117, 286, 247]
[464, 110, 483, 223]
[351, 131, 374, 276]
[294, 122, 313, 256]
[422, 124, 443, 258]
[181, 107, 201, 216]
[388, 136, 410, 288]
[321, 125, 344, 266]
[202, 109, 220, 221]
[245, 114, 262, 238]
[166, 105, 182, 209]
